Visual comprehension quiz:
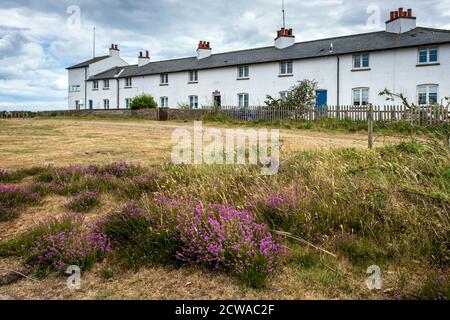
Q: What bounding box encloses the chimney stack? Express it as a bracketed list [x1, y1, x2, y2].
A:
[138, 50, 150, 67]
[197, 41, 212, 60]
[275, 27, 295, 49]
[109, 44, 120, 57]
[386, 8, 416, 34]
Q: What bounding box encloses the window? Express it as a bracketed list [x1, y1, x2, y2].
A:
[189, 95, 199, 109]
[69, 85, 80, 92]
[93, 80, 99, 90]
[125, 98, 132, 109]
[103, 99, 110, 109]
[103, 79, 109, 89]
[238, 93, 249, 108]
[237, 66, 249, 79]
[160, 97, 168, 108]
[279, 61, 293, 75]
[352, 88, 369, 106]
[353, 53, 370, 69]
[125, 78, 132, 88]
[417, 85, 438, 105]
[418, 47, 439, 64]
[279, 91, 291, 101]
[160, 73, 169, 85]
[188, 71, 198, 83]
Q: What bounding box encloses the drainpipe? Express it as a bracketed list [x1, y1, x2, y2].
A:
[336, 56, 340, 107]
[84, 67, 88, 110]
[117, 79, 120, 109]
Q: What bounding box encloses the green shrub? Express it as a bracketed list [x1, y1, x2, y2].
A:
[130, 94, 157, 110]
[66, 191, 101, 213]
[96, 202, 179, 269]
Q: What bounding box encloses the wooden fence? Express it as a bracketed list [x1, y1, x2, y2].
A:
[207, 104, 450, 125]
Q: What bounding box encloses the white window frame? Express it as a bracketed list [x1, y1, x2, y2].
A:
[125, 77, 132, 88]
[103, 99, 110, 109]
[353, 53, 370, 69]
[352, 88, 369, 106]
[189, 95, 199, 109]
[160, 96, 168, 108]
[417, 84, 439, 106]
[103, 79, 110, 90]
[238, 93, 249, 108]
[188, 71, 198, 83]
[237, 66, 249, 79]
[93, 80, 98, 90]
[160, 73, 169, 85]
[279, 61, 293, 76]
[418, 47, 439, 65]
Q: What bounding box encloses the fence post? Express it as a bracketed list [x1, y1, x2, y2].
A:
[368, 103, 373, 149]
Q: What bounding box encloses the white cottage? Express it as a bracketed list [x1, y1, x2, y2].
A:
[67, 8, 450, 110]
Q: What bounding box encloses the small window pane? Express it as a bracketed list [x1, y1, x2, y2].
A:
[362, 54, 369, 68]
[362, 89, 369, 105]
[287, 62, 293, 74]
[354, 55, 361, 68]
[419, 49, 428, 63]
[429, 48, 438, 62]
[353, 89, 361, 106]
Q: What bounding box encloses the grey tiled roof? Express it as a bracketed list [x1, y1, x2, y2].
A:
[88, 27, 450, 80]
[67, 55, 110, 70]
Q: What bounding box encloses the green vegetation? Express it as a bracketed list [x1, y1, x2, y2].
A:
[129, 94, 158, 110]
[1, 139, 449, 296]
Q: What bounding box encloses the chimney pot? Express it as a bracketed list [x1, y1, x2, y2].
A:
[399, 7, 403, 15]
[146, 50, 149, 58]
[407, 9, 412, 17]
[394, 11, 399, 18]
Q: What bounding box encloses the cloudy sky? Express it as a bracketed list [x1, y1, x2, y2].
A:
[1, 0, 449, 111]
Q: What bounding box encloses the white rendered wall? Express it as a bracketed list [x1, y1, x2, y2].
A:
[81, 43, 450, 109]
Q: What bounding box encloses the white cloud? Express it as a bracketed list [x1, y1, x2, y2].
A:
[0, 0, 449, 111]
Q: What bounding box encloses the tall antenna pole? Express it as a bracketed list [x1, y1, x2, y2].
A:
[93, 26, 96, 58]
[282, 0, 286, 28]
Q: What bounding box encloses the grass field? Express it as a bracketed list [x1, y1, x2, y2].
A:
[0, 117, 448, 300]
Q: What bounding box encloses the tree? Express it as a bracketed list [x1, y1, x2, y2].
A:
[379, 88, 415, 109]
[286, 79, 318, 112]
[130, 94, 157, 110]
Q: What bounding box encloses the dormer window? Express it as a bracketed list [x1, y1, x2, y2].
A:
[418, 47, 439, 65]
[160, 73, 169, 85]
[353, 53, 370, 70]
[279, 61, 293, 76]
[103, 79, 109, 90]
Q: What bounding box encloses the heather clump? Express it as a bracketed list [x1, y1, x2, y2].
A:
[0, 184, 41, 221]
[176, 202, 286, 288]
[66, 191, 101, 213]
[94, 201, 179, 269]
[27, 214, 110, 275]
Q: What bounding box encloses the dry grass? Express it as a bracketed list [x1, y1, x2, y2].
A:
[0, 118, 403, 169]
[0, 118, 441, 300]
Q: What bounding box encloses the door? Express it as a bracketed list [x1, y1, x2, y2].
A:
[213, 95, 221, 108]
[316, 90, 327, 108]
[88, 100, 93, 110]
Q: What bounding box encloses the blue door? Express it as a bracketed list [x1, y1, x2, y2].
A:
[88, 100, 93, 109]
[316, 90, 327, 108]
